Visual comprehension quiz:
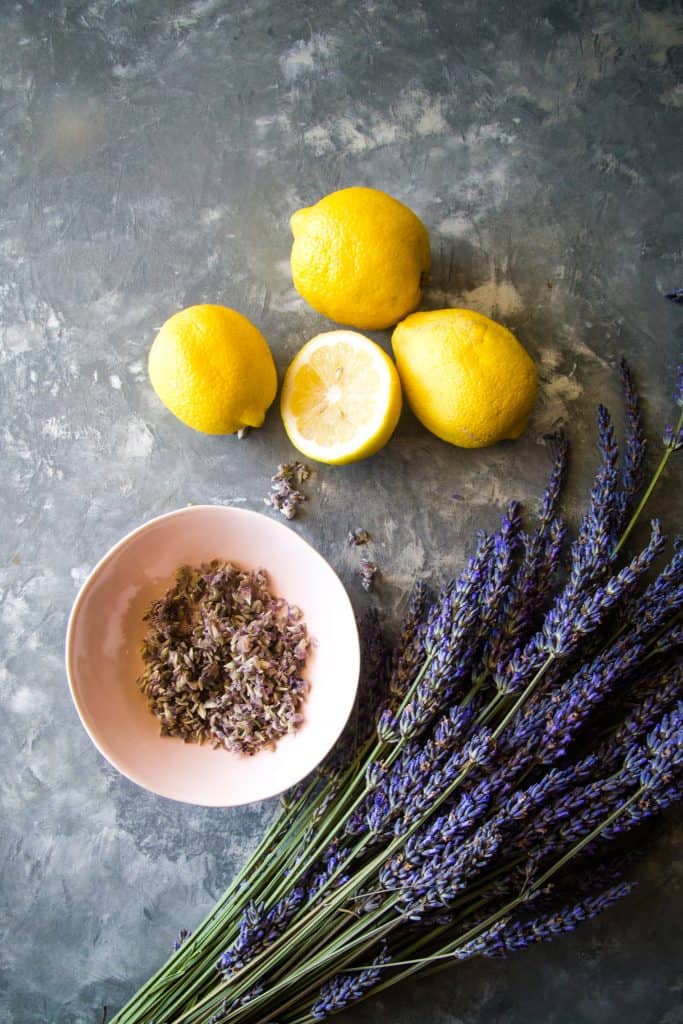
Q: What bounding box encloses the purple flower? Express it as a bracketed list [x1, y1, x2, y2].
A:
[454, 883, 634, 961]
[217, 887, 305, 976]
[310, 945, 391, 1019]
[616, 359, 647, 529]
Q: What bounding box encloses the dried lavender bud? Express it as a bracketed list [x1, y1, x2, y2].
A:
[218, 888, 305, 976]
[662, 424, 683, 452]
[387, 580, 427, 702]
[173, 928, 191, 951]
[264, 462, 311, 519]
[616, 359, 647, 530]
[455, 883, 634, 961]
[665, 288, 683, 304]
[137, 561, 310, 755]
[595, 661, 683, 775]
[485, 436, 568, 676]
[359, 559, 378, 592]
[310, 946, 391, 1019]
[348, 528, 371, 546]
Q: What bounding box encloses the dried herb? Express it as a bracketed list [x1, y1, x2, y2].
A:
[137, 561, 310, 755]
[347, 529, 371, 546]
[265, 462, 311, 520]
[358, 558, 378, 591]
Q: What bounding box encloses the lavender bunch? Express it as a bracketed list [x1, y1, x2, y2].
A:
[111, 362, 683, 1024]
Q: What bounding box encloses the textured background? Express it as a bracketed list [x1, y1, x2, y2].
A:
[1, 1, 682, 1021]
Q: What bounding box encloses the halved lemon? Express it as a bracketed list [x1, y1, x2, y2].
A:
[280, 330, 403, 465]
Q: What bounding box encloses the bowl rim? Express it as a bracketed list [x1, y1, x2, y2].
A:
[64, 504, 360, 805]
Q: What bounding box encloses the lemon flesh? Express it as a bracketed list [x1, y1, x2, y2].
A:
[392, 308, 537, 448]
[281, 330, 402, 465]
[290, 187, 430, 330]
[148, 304, 277, 435]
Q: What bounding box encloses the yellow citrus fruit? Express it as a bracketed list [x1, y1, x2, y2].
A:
[290, 186, 430, 330]
[391, 308, 537, 448]
[148, 305, 277, 435]
[280, 330, 402, 465]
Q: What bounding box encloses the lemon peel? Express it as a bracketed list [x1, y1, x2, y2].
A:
[290, 187, 430, 330]
[391, 308, 537, 449]
[148, 304, 277, 435]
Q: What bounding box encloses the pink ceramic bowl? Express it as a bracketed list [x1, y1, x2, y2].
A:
[65, 506, 360, 806]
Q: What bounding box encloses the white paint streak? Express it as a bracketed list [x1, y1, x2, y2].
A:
[9, 686, 36, 714]
[280, 35, 336, 80]
[70, 565, 91, 588]
[438, 213, 474, 237]
[304, 86, 449, 155]
[1, 592, 29, 631]
[123, 419, 154, 458]
[42, 417, 71, 439]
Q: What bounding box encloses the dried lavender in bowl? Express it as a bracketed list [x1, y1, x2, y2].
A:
[137, 561, 311, 755]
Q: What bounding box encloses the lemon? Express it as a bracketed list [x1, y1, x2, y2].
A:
[148, 304, 277, 435]
[280, 330, 402, 465]
[391, 308, 537, 448]
[290, 187, 430, 330]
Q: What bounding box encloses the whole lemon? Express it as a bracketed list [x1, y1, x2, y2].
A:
[148, 305, 277, 434]
[290, 186, 430, 330]
[391, 308, 537, 448]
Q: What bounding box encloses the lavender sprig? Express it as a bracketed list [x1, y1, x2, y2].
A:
[616, 365, 683, 553]
[218, 888, 305, 976]
[453, 883, 634, 961]
[616, 358, 647, 531]
[310, 946, 391, 1020]
[485, 435, 568, 675]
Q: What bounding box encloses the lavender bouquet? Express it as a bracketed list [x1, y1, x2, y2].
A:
[111, 362, 683, 1024]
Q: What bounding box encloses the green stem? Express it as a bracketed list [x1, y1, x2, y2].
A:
[112, 778, 321, 1023]
[614, 406, 683, 555]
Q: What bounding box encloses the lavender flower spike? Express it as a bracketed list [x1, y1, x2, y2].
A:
[310, 945, 391, 1020]
[616, 359, 647, 528]
[454, 883, 634, 961]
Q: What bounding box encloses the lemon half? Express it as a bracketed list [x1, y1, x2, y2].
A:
[280, 330, 402, 465]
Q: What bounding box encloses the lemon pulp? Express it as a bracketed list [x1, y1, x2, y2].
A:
[281, 330, 402, 465]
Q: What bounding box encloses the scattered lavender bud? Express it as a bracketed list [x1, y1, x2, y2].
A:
[662, 424, 683, 451]
[264, 462, 311, 519]
[173, 928, 191, 951]
[348, 528, 372, 546]
[664, 288, 683, 304]
[359, 558, 378, 592]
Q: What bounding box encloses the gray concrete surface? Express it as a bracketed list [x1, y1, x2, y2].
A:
[1, 1, 682, 1022]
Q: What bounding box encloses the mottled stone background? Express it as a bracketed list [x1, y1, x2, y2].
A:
[1, 1, 681, 1022]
